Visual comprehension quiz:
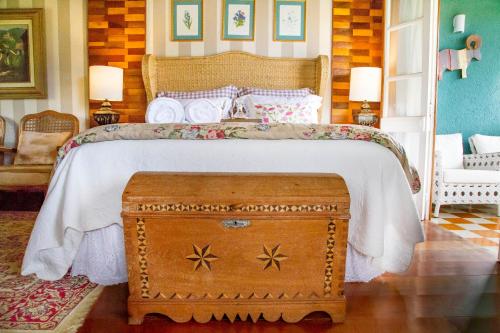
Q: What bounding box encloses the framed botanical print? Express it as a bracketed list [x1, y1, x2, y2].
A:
[274, 0, 306, 41]
[0, 9, 46, 99]
[222, 0, 255, 41]
[171, 0, 203, 41]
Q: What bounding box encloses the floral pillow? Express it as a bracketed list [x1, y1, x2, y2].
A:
[248, 95, 322, 124]
[251, 103, 316, 124]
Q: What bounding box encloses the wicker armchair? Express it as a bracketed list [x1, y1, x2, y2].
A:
[463, 152, 500, 171]
[432, 134, 500, 217]
[0, 110, 79, 192]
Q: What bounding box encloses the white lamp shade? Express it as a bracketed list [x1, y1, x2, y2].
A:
[89, 65, 124, 101]
[349, 67, 382, 102]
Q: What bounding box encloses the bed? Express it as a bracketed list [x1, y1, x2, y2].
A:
[21, 52, 424, 285]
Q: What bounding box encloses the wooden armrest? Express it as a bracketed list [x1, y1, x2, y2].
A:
[0, 146, 16, 154]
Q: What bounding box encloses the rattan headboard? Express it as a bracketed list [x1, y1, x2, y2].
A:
[142, 51, 329, 120]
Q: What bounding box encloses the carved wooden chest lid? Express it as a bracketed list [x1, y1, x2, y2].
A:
[122, 172, 350, 217]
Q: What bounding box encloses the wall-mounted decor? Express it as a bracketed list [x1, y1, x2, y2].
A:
[0, 9, 46, 99]
[172, 0, 203, 41]
[438, 34, 482, 80]
[274, 0, 306, 41]
[453, 14, 465, 33]
[222, 0, 255, 41]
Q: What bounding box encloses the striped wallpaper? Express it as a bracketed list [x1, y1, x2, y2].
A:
[0, 0, 87, 148]
[146, 0, 332, 122]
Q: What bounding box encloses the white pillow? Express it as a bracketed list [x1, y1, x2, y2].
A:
[435, 133, 464, 169]
[145, 98, 185, 124]
[177, 97, 233, 119]
[470, 134, 500, 154]
[235, 94, 322, 120]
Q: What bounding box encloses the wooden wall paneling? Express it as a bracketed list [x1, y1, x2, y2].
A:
[88, 0, 147, 127]
[331, 0, 384, 125]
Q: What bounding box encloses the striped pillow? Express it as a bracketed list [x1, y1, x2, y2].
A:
[237, 87, 314, 98]
[157, 85, 239, 99]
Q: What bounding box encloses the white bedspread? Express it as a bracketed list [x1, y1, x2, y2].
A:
[21, 139, 424, 284]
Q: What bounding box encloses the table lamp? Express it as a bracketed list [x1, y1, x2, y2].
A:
[349, 67, 382, 127]
[89, 65, 123, 125]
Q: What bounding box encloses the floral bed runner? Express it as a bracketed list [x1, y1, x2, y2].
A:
[58, 123, 421, 193]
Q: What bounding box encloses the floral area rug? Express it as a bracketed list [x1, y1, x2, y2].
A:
[0, 211, 102, 332]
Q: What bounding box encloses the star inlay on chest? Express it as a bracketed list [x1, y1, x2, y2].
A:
[257, 244, 288, 270]
[186, 244, 219, 271]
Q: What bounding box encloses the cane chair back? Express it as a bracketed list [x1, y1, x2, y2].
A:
[20, 110, 79, 136]
[0, 111, 79, 192]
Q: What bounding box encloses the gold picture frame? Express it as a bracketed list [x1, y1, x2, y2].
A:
[0, 8, 46, 99]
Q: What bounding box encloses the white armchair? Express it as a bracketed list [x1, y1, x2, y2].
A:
[433, 133, 500, 217]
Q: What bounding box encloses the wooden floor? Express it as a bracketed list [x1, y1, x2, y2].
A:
[78, 221, 499, 333]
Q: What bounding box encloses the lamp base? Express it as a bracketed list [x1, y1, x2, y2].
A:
[353, 100, 378, 127]
[93, 99, 120, 126]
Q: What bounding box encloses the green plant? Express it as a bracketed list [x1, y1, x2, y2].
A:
[0, 28, 26, 70]
[183, 10, 192, 29]
[233, 10, 246, 28]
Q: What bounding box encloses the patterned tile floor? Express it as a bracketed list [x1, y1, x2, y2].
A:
[431, 205, 499, 256]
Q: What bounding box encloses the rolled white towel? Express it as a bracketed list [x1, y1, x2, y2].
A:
[178, 97, 233, 119]
[184, 99, 223, 124]
[145, 97, 185, 123]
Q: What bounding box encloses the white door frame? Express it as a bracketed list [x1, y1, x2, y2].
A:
[381, 0, 440, 220]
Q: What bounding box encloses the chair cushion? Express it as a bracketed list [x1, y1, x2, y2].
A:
[0, 164, 53, 186]
[469, 134, 500, 154]
[14, 131, 72, 165]
[443, 169, 500, 184]
[435, 133, 464, 169]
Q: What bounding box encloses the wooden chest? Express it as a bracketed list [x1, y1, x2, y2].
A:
[122, 172, 350, 324]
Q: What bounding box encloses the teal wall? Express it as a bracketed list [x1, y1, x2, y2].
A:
[437, 0, 500, 153]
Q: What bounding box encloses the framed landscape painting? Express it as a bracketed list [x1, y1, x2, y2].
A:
[172, 0, 203, 41]
[0, 9, 46, 99]
[222, 0, 255, 41]
[274, 0, 306, 41]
